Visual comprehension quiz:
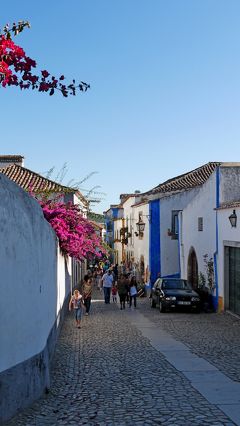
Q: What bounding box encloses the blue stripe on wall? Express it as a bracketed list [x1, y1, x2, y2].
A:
[213, 167, 220, 311]
[149, 200, 161, 284]
[216, 166, 220, 209]
[177, 214, 181, 277]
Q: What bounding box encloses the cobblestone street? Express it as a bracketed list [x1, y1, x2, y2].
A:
[5, 293, 240, 426]
[140, 299, 240, 383]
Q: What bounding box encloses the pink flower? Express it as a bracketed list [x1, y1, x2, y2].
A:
[41, 70, 50, 78]
[32, 196, 107, 261]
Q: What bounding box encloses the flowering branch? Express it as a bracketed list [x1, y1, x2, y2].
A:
[0, 20, 90, 96]
[37, 198, 107, 261]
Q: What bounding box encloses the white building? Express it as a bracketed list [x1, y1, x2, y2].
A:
[131, 199, 150, 282]
[179, 163, 240, 312]
[139, 163, 219, 284]
[104, 193, 151, 281]
[216, 201, 240, 315]
[105, 162, 240, 313]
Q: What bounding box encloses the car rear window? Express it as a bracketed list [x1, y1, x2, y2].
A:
[162, 280, 192, 290]
[153, 279, 161, 288]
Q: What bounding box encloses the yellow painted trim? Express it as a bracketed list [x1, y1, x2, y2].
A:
[218, 296, 224, 312]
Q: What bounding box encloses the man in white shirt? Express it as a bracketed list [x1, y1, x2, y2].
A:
[102, 269, 114, 303]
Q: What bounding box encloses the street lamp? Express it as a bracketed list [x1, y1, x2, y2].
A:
[136, 220, 145, 236]
[229, 209, 237, 227]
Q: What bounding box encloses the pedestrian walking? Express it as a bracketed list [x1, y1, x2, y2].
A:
[126, 274, 131, 304]
[92, 268, 98, 286]
[96, 268, 103, 291]
[69, 289, 85, 328]
[82, 275, 93, 315]
[117, 273, 129, 310]
[112, 283, 118, 303]
[113, 263, 119, 281]
[102, 269, 114, 303]
[129, 276, 138, 308]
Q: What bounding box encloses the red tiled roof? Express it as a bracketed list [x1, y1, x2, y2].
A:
[131, 199, 148, 207]
[217, 201, 240, 210]
[0, 155, 24, 161]
[0, 164, 87, 204]
[144, 162, 221, 195]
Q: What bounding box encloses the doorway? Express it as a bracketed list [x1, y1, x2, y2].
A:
[187, 247, 198, 289]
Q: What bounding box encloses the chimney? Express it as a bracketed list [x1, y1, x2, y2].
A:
[0, 155, 24, 168]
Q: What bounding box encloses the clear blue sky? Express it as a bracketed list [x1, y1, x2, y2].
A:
[1, 1, 240, 213]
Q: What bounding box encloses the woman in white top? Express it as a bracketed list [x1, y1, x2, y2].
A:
[129, 276, 138, 308]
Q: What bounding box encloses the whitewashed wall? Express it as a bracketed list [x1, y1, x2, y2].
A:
[113, 218, 123, 264]
[132, 203, 149, 270]
[160, 188, 199, 277]
[123, 196, 137, 263]
[0, 174, 71, 421]
[180, 172, 217, 282]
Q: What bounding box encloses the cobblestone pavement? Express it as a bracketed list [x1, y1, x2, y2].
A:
[5, 293, 236, 426]
[140, 297, 240, 383]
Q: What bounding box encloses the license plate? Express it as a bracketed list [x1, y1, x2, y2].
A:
[178, 301, 191, 305]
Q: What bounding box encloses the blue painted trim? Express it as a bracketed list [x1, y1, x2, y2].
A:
[104, 217, 110, 244]
[177, 214, 181, 277]
[213, 252, 218, 310]
[216, 166, 220, 209]
[213, 167, 220, 311]
[112, 207, 119, 219]
[162, 273, 180, 279]
[149, 200, 161, 285]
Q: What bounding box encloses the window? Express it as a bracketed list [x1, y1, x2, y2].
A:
[198, 217, 203, 231]
[162, 279, 192, 290]
[171, 211, 179, 239]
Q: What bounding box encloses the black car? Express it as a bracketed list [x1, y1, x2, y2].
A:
[151, 278, 201, 313]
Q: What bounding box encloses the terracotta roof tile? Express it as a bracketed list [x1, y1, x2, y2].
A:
[0, 164, 87, 205]
[217, 201, 240, 210]
[0, 155, 24, 161]
[131, 198, 148, 207]
[144, 162, 222, 195]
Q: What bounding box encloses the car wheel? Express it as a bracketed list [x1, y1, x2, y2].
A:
[159, 301, 166, 313]
[151, 299, 156, 308]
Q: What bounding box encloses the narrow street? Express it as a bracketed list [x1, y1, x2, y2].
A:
[5, 291, 240, 426]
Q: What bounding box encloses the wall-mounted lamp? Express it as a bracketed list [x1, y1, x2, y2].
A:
[229, 209, 237, 227]
[136, 220, 145, 233]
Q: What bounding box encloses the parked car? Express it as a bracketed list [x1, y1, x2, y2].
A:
[150, 278, 201, 313]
